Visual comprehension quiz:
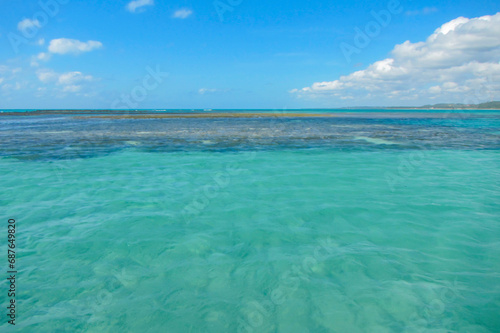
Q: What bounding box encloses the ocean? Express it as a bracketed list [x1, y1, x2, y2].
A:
[1, 110, 499, 332]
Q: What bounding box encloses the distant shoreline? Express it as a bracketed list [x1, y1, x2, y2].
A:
[1, 107, 500, 115]
[1, 101, 500, 116]
[1, 101, 500, 118]
[1, 110, 498, 119]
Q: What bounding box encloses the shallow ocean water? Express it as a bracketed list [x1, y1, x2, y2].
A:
[0, 112, 499, 332]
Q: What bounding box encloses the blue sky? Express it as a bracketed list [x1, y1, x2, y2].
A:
[0, 0, 499, 109]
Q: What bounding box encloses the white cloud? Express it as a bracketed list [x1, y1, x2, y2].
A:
[37, 52, 52, 62]
[406, 7, 438, 16]
[1, 82, 22, 92]
[199, 88, 218, 94]
[48, 38, 103, 55]
[39, 52, 50, 60]
[17, 19, 41, 33]
[31, 47, 51, 67]
[62, 85, 82, 93]
[58, 71, 93, 85]
[0, 65, 24, 94]
[293, 13, 500, 104]
[36, 69, 59, 83]
[126, 0, 154, 13]
[36, 69, 94, 94]
[199, 88, 230, 94]
[0, 66, 22, 85]
[172, 9, 193, 19]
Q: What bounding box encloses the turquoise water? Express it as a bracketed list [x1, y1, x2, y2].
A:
[1, 112, 499, 332]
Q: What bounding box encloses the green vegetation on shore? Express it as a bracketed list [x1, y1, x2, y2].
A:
[417, 101, 500, 109]
[337, 101, 500, 110]
[388, 101, 500, 110]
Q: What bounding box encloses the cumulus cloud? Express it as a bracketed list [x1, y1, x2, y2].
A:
[48, 38, 103, 55]
[38, 52, 51, 60]
[0, 66, 22, 92]
[31, 53, 50, 67]
[0, 66, 21, 77]
[126, 0, 154, 13]
[17, 19, 41, 33]
[36, 69, 94, 93]
[58, 71, 93, 85]
[293, 13, 500, 104]
[172, 9, 193, 19]
[1, 82, 22, 92]
[62, 85, 83, 93]
[37, 69, 59, 83]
